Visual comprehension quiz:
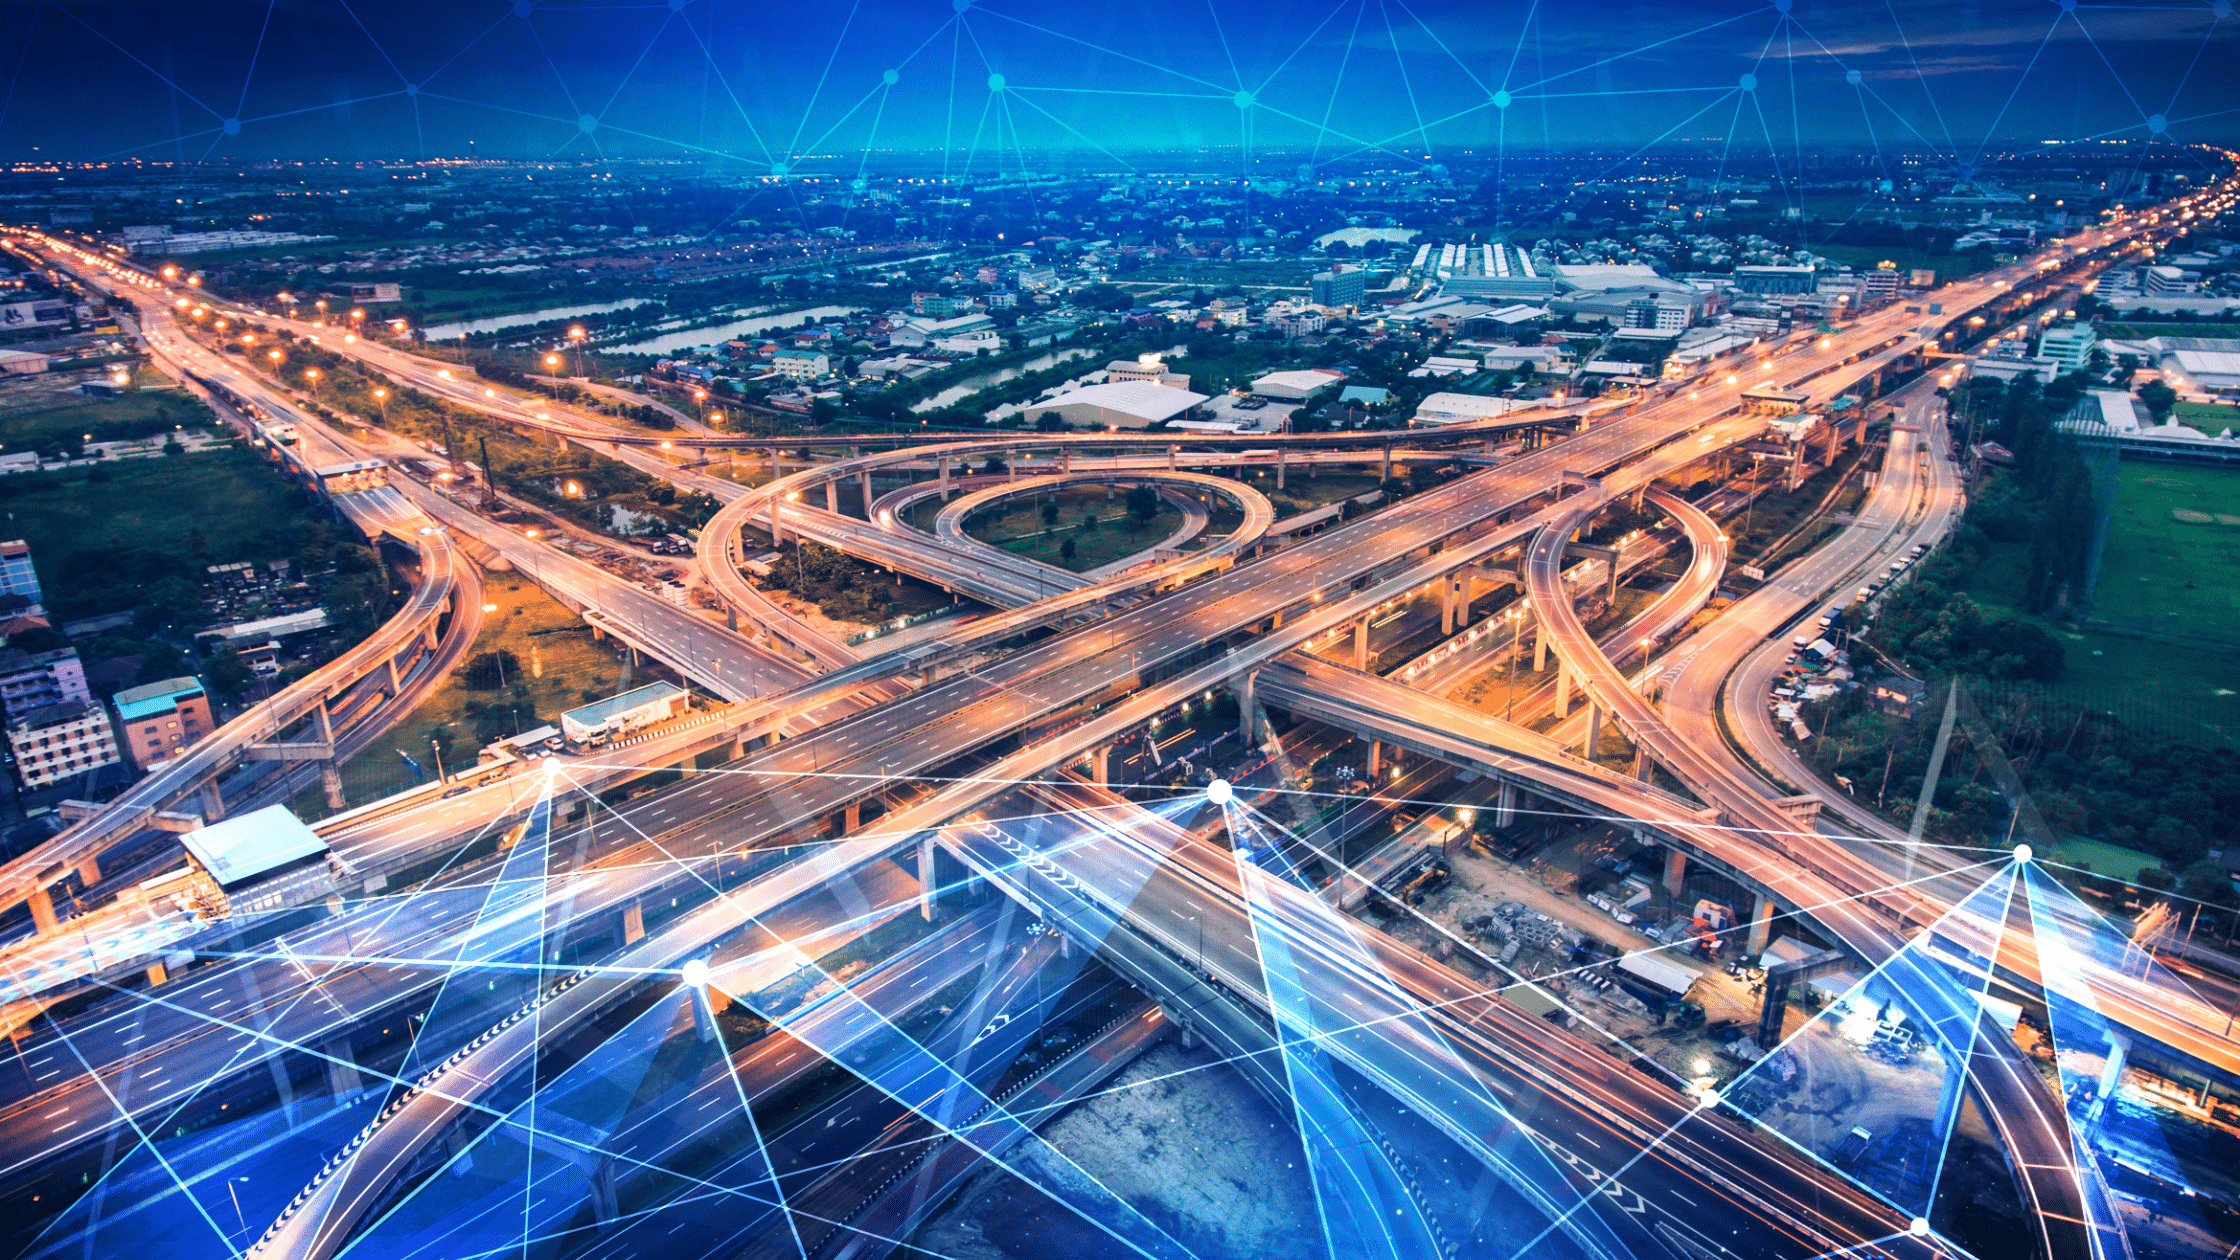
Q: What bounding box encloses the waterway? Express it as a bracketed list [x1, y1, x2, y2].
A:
[602, 305, 865, 356]
[909, 346, 1099, 413]
[421, 298, 659, 341]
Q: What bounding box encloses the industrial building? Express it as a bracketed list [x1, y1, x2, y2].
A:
[1310, 268, 1366, 309]
[562, 680, 687, 745]
[1035, 380, 1208, 430]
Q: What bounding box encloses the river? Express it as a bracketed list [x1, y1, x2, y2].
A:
[421, 298, 660, 341]
[602, 305, 866, 356]
[909, 347, 1100, 413]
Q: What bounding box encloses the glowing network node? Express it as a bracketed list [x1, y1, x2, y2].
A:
[578, 113, 598, 134]
[1911, 1218, 1932, 1238]
[953, 0, 972, 10]
[1492, 89, 1512, 108]
[769, 160, 788, 177]
[883, 68, 900, 86]
[1206, 778, 1233, 807]
[2014, 843, 2033, 864]
[223, 118, 240, 136]
[680, 958, 709, 989]
[1738, 73, 1757, 91]
[2217, 0, 2232, 18]
[987, 72, 1005, 91]
[2148, 114, 2168, 134]
[1699, 1089, 1721, 1109]
[512, 0, 533, 16]
[404, 82, 419, 97]
[1846, 69, 1862, 85]
[1232, 89, 1254, 109]
[1774, 0, 1791, 11]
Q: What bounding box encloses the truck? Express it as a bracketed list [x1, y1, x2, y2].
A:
[1833, 1127, 1872, 1168]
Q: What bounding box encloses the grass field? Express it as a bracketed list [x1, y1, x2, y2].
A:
[2170, 400, 2240, 434]
[0, 448, 331, 607]
[0, 388, 219, 456]
[963, 485, 1184, 573]
[1946, 470, 2240, 744]
[1810, 243, 1997, 282]
[2094, 463, 2240, 628]
[2048, 836, 2166, 885]
[2097, 322, 2240, 341]
[312, 569, 659, 813]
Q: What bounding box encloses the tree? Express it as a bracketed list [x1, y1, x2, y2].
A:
[203, 645, 254, 697]
[461, 649, 522, 690]
[1125, 483, 1160, 530]
[1060, 536, 1077, 562]
[1035, 411, 1066, 432]
[1040, 500, 1059, 528]
[2137, 380, 2179, 423]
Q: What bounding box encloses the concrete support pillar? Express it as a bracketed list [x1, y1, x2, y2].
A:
[1534, 627, 1549, 673]
[1276, 447, 1286, 490]
[919, 834, 939, 922]
[857, 469, 872, 512]
[322, 1038, 362, 1097]
[1633, 745, 1655, 782]
[1236, 670, 1258, 746]
[74, 855, 100, 887]
[1061, 450, 1072, 474]
[1087, 744, 1111, 787]
[939, 454, 951, 492]
[316, 702, 335, 747]
[386, 656, 401, 694]
[1380, 444, 1393, 483]
[589, 1158, 619, 1224]
[145, 960, 168, 988]
[1166, 445, 1177, 472]
[825, 479, 838, 513]
[1747, 893, 1776, 957]
[691, 979, 718, 1043]
[1367, 740, 1382, 778]
[1483, 436, 1496, 457]
[841, 802, 861, 834]
[620, 900, 645, 945]
[1663, 848, 1688, 898]
[1441, 578, 1456, 637]
[1555, 658, 1572, 714]
[768, 495, 787, 545]
[2097, 1032, 2132, 1118]
[200, 779, 226, 822]
[1495, 781, 1517, 828]
[322, 763, 346, 810]
[27, 886, 55, 934]
[1584, 704, 1603, 760]
[1353, 619, 1369, 671]
[423, 620, 438, 650]
[725, 605, 738, 632]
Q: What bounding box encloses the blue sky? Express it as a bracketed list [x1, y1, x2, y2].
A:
[4, 0, 2232, 168]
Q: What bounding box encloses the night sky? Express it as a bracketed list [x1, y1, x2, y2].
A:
[2, 0, 2232, 167]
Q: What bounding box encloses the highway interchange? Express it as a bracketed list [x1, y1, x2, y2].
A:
[0, 172, 2232, 1260]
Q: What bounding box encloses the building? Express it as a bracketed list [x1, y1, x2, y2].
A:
[1310, 268, 1366, 309]
[1859, 269, 1901, 305]
[1908, 269, 1938, 288]
[330, 282, 402, 303]
[562, 681, 686, 745]
[2144, 265, 2195, 296]
[2037, 325, 2097, 374]
[1732, 265, 1819, 295]
[0, 539, 41, 612]
[6, 699, 120, 790]
[182, 804, 334, 915]
[984, 289, 1018, 309]
[0, 647, 86, 714]
[1480, 346, 1576, 374]
[2159, 339, 2240, 395]
[1036, 380, 1208, 430]
[888, 313, 996, 348]
[772, 349, 830, 381]
[114, 675, 213, 771]
[1412, 392, 1534, 425]
[1249, 368, 1346, 401]
[0, 349, 48, 375]
[1623, 297, 1691, 334]
[1106, 356, 1192, 389]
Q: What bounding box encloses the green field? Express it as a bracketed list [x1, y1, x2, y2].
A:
[0, 388, 219, 457]
[961, 485, 1185, 573]
[1942, 469, 2240, 743]
[2170, 400, 2240, 435]
[2095, 463, 2240, 628]
[1809, 243, 1997, 283]
[2097, 322, 2240, 341]
[2048, 836, 2165, 886]
[0, 447, 334, 618]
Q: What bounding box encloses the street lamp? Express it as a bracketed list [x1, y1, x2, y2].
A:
[304, 367, 320, 396]
[568, 325, 586, 376]
[545, 353, 561, 372]
[373, 387, 388, 421]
